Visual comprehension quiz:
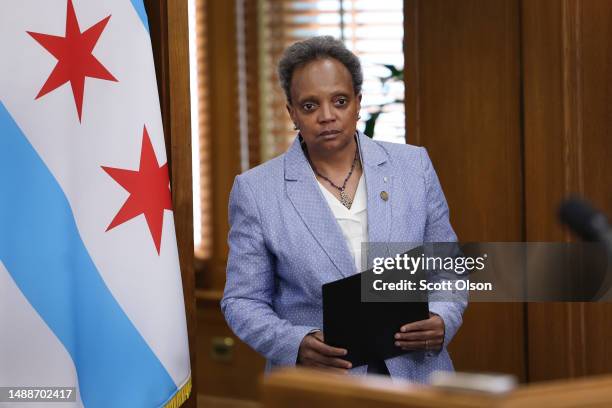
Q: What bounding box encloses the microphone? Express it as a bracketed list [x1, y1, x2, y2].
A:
[559, 198, 612, 301]
[559, 197, 612, 250]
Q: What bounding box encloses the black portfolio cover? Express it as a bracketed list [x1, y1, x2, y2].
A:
[322, 270, 429, 367]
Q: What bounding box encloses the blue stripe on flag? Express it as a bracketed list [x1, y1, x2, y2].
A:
[0, 102, 176, 407]
[130, 0, 150, 32]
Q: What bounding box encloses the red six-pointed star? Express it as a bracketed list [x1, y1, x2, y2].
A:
[27, 0, 117, 122]
[102, 127, 173, 254]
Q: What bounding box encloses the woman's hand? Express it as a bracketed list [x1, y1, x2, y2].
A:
[394, 312, 445, 351]
[297, 331, 352, 373]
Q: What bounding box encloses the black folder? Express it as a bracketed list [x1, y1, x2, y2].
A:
[322, 270, 429, 367]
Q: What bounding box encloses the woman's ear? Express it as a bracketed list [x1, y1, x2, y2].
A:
[286, 103, 297, 126]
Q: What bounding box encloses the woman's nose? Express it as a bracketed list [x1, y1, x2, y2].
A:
[317, 103, 335, 123]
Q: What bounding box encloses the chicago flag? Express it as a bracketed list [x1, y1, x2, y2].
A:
[0, 1, 191, 407]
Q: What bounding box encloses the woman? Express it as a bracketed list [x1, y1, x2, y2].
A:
[221, 36, 465, 381]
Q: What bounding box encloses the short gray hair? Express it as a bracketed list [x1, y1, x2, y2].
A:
[277, 36, 363, 103]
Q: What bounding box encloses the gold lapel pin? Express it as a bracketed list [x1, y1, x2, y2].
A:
[380, 191, 389, 201]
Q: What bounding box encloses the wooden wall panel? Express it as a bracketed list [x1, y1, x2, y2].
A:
[578, 0, 612, 212]
[196, 293, 266, 400]
[404, 0, 526, 380]
[523, 0, 612, 382]
[581, 0, 612, 362]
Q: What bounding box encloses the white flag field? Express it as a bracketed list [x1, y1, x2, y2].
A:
[0, 1, 191, 407]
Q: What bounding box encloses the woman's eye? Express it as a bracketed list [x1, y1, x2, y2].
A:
[336, 98, 347, 106]
[303, 103, 316, 111]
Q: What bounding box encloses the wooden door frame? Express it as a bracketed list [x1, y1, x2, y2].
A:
[144, 1, 197, 406]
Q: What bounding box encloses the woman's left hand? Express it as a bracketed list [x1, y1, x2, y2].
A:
[394, 312, 445, 351]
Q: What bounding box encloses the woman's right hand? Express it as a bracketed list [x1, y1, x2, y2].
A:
[297, 331, 352, 373]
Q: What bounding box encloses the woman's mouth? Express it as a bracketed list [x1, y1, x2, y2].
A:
[319, 130, 340, 138]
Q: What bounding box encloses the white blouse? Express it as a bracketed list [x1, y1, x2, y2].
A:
[316, 175, 368, 272]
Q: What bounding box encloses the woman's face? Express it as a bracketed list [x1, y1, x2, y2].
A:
[287, 58, 361, 156]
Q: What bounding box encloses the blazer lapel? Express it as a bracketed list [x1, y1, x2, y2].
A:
[284, 137, 356, 278]
[358, 132, 392, 251]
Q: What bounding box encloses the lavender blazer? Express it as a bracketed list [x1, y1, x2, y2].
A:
[221, 131, 466, 382]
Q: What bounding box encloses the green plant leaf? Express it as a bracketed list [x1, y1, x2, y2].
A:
[382, 64, 403, 81]
[364, 111, 382, 138]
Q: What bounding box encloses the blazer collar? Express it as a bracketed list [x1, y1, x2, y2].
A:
[284, 131, 392, 278]
[284, 131, 387, 181]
